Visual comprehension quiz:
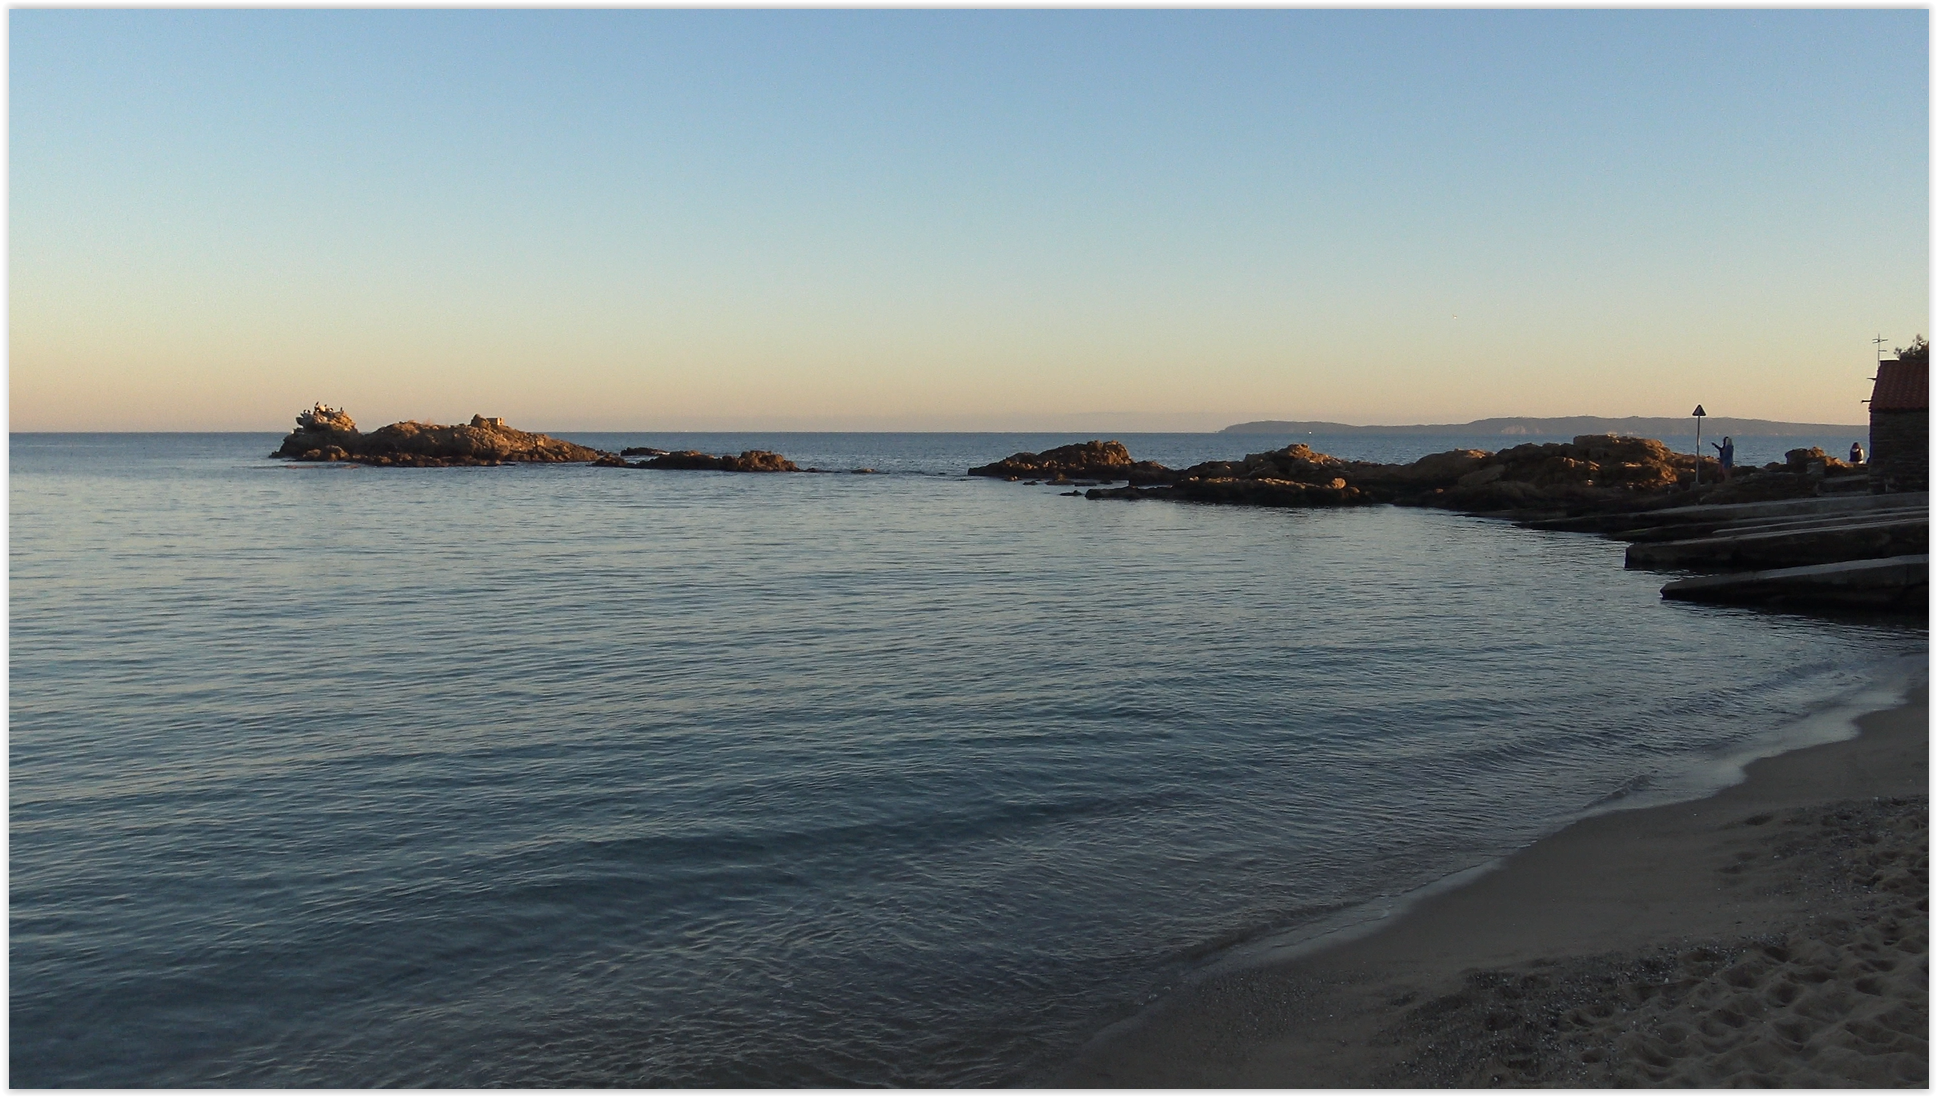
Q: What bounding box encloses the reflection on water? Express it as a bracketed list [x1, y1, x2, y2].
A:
[11, 432, 1924, 1085]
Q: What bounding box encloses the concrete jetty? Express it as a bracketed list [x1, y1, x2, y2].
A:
[1610, 500, 1928, 545]
[1623, 512, 1928, 570]
[1521, 491, 1925, 536]
[1660, 555, 1928, 611]
[1588, 491, 1930, 611]
[1516, 492, 1928, 611]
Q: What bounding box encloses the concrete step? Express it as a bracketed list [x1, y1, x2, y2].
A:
[1615, 505, 1930, 543]
[1624, 514, 1929, 570]
[1660, 554, 1927, 611]
[1519, 490, 1927, 535]
[1636, 490, 1926, 525]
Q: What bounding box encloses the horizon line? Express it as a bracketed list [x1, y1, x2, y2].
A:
[10, 419, 1872, 435]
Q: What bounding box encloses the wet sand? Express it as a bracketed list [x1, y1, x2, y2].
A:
[1058, 686, 1928, 1087]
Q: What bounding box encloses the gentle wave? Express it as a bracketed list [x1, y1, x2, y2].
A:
[11, 432, 1924, 1086]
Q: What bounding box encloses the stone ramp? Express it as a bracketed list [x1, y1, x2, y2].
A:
[1524, 491, 1927, 536]
[1660, 555, 1928, 611]
[1612, 503, 1929, 544]
[1624, 513, 1928, 570]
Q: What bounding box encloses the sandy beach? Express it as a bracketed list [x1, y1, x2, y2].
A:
[1058, 685, 1928, 1087]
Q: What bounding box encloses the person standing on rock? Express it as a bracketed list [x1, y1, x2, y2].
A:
[1710, 436, 1735, 480]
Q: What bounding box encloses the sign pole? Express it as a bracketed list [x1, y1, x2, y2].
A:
[1692, 405, 1707, 488]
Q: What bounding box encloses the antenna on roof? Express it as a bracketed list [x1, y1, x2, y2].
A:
[1874, 334, 1890, 365]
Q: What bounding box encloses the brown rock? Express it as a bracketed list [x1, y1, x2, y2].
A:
[273, 406, 608, 466]
[720, 450, 801, 473]
[1784, 447, 1854, 475]
[1049, 432, 1716, 518]
[356, 419, 604, 463]
[1695, 470, 1821, 505]
[1125, 460, 1179, 485]
[1177, 443, 1347, 484]
[296, 403, 356, 432]
[1399, 448, 1494, 483]
[967, 440, 1139, 479]
[638, 449, 800, 472]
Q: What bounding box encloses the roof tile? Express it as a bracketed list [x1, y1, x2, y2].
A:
[1871, 359, 1928, 412]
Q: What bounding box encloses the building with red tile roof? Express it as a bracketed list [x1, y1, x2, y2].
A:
[1868, 352, 1928, 493]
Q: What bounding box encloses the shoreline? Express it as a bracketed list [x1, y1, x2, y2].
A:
[1056, 678, 1929, 1087]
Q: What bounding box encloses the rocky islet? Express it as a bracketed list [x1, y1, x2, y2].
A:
[273, 406, 799, 472]
[273, 406, 607, 466]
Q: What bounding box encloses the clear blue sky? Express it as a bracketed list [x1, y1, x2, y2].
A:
[12, 9, 1928, 430]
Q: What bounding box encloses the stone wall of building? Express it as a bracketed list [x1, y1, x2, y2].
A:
[1869, 409, 1929, 493]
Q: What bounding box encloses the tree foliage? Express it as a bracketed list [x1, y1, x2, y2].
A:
[1894, 335, 1928, 366]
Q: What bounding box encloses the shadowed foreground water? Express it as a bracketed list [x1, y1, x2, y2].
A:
[11, 432, 1923, 1085]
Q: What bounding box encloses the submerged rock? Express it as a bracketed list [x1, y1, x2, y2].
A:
[273, 405, 608, 466]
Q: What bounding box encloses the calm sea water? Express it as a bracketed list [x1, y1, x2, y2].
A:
[11, 431, 1922, 1086]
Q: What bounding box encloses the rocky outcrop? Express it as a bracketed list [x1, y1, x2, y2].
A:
[273, 406, 608, 466]
[296, 404, 357, 433]
[1401, 435, 1697, 513]
[1693, 471, 1823, 506]
[1089, 443, 1378, 506]
[968, 440, 1147, 481]
[1170, 442, 1354, 485]
[723, 450, 800, 472]
[1777, 446, 1857, 476]
[1346, 448, 1495, 488]
[1067, 434, 1806, 518]
[275, 404, 361, 460]
[630, 450, 801, 472]
[1078, 436, 1706, 514]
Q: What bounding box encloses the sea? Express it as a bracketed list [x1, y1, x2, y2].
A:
[11, 430, 1924, 1087]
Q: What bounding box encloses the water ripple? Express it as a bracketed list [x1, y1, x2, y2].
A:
[11, 432, 1925, 1086]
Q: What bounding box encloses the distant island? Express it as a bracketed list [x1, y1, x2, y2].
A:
[1221, 415, 1864, 437]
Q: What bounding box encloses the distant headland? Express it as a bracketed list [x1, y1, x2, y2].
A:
[1220, 415, 1864, 436]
